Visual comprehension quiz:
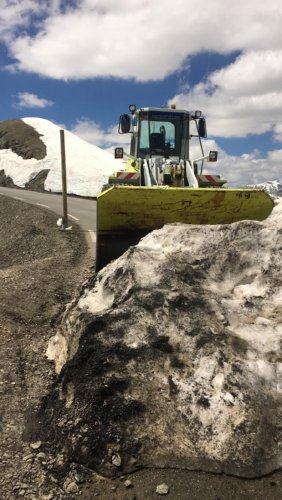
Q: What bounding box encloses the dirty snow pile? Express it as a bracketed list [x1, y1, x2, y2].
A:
[40, 185, 282, 479]
[0, 118, 122, 197]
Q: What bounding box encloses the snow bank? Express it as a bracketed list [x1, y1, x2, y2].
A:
[43, 193, 282, 479]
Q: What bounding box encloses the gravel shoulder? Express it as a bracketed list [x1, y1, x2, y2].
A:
[0, 195, 281, 499]
[0, 195, 92, 499]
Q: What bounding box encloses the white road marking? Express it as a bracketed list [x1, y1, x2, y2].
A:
[36, 203, 50, 209]
[13, 196, 24, 201]
[89, 231, 96, 244]
[68, 214, 80, 221]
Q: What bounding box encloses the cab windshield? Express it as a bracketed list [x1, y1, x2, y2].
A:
[138, 111, 184, 158]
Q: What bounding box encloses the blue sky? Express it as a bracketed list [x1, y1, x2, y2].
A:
[0, 0, 281, 186]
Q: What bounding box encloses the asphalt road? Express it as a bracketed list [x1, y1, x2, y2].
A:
[0, 186, 97, 251]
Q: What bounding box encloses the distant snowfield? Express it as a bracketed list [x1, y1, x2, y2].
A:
[0, 118, 124, 197]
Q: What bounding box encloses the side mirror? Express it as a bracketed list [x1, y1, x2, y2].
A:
[118, 114, 131, 134]
[115, 147, 124, 159]
[198, 117, 207, 138]
[208, 151, 218, 162]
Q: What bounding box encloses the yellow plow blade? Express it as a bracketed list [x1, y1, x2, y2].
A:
[96, 186, 274, 270]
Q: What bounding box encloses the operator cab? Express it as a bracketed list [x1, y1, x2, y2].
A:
[137, 109, 187, 160]
[118, 105, 207, 162]
[114, 105, 221, 189]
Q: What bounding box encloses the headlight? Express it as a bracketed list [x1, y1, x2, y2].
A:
[129, 104, 136, 113]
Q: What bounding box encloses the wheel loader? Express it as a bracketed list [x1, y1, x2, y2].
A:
[96, 104, 274, 271]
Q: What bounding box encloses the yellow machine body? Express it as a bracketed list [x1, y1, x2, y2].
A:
[96, 185, 274, 270]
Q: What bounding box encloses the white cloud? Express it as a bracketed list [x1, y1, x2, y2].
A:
[4, 1, 282, 81]
[14, 92, 54, 108]
[222, 151, 282, 187]
[0, 1, 49, 43]
[3, 1, 282, 146]
[170, 50, 282, 139]
[70, 118, 130, 154]
[189, 138, 281, 186]
[208, 51, 282, 97]
[273, 124, 282, 142]
[208, 147, 282, 187]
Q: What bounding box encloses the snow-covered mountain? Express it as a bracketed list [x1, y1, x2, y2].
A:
[244, 180, 282, 199]
[0, 117, 124, 197]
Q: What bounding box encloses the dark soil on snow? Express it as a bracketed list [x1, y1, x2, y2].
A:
[0, 119, 46, 160]
[0, 119, 50, 192]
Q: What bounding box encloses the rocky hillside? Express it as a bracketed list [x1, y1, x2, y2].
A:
[0, 119, 46, 160]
